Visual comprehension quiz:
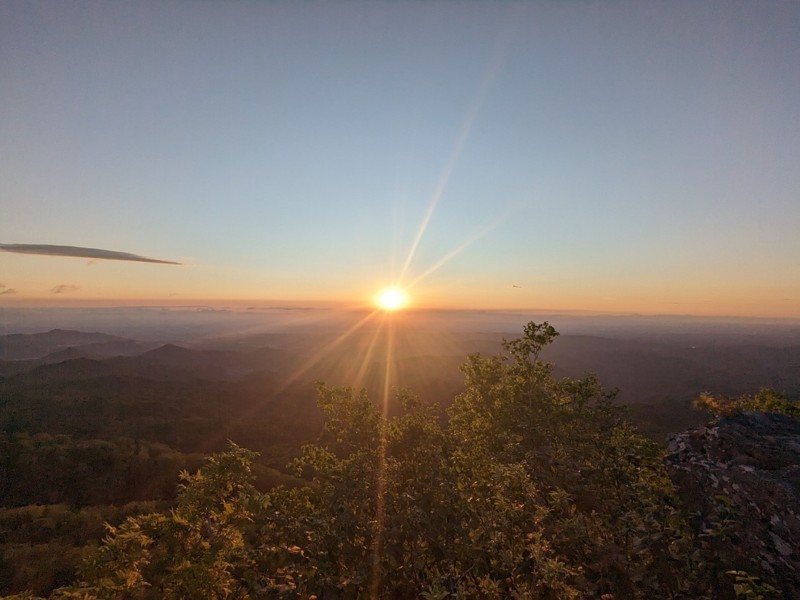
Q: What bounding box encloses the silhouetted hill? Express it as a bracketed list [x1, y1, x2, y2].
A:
[28, 357, 116, 383]
[0, 341, 149, 378]
[108, 345, 229, 381]
[0, 342, 291, 382]
[541, 334, 800, 436]
[2, 325, 799, 462]
[141, 343, 200, 362]
[41, 347, 98, 363]
[0, 329, 128, 360]
[2, 320, 799, 598]
[66, 339, 154, 358]
[0, 352, 76, 378]
[134, 344, 283, 380]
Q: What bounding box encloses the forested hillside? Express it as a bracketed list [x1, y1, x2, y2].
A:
[3, 322, 794, 598]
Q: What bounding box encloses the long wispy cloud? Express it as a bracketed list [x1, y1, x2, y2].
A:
[0, 283, 18, 295]
[0, 243, 181, 265]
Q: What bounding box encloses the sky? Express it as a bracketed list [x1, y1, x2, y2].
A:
[1, 1, 798, 317]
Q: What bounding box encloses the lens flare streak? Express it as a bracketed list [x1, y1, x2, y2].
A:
[406, 206, 518, 291]
[370, 314, 394, 598]
[353, 319, 387, 390]
[398, 13, 517, 286]
[271, 309, 380, 398]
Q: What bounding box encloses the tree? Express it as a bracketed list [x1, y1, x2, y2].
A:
[695, 388, 799, 417]
[249, 322, 704, 598]
[13, 322, 718, 599]
[447, 321, 701, 597]
[57, 443, 259, 599]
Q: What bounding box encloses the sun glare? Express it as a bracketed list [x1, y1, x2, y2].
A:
[376, 287, 408, 311]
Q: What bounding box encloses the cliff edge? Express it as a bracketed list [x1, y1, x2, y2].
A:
[665, 411, 800, 597]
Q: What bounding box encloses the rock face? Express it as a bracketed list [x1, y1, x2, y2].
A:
[665, 412, 800, 598]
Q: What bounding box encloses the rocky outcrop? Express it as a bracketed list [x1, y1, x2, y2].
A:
[665, 411, 800, 598]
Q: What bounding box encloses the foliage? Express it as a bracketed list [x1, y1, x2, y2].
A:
[6, 322, 732, 598]
[725, 570, 780, 600]
[0, 502, 163, 597]
[695, 388, 800, 417]
[49, 443, 259, 599]
[0, 433, 193, 507]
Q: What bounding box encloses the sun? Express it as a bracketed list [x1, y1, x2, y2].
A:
[375, 286, 408, 311]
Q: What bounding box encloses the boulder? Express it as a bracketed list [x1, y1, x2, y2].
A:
[665, 411, 800, 598]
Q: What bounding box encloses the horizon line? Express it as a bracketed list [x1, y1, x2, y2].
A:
[0, 299, 798, 322]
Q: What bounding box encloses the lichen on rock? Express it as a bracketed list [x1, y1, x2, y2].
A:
[665, 411, 800, 598]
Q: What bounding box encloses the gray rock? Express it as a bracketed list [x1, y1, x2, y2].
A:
[665, 412, 800, 598]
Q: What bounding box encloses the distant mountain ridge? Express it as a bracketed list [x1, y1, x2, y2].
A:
[0, 340, 288, 382]
[0, 330, 158, 377]
[1, 326, 799, 444]
[0, 328, 130, 360]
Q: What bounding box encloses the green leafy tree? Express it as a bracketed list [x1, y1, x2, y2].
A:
[10, 322, 724, 599]
[56, 443, 259, 599]
[248, 322, 705, 598]
[695, 388, 799, 417]
[447, 322, 702, 597]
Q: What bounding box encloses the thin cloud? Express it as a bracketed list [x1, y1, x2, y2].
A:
[0, 243, 181, 265]
[51, 284, 79, 294]
[0, 287, 17, 295]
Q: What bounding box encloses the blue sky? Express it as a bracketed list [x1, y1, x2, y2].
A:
[1, 1, 798, 316]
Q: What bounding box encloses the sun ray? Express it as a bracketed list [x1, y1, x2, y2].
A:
[353, 318, 387, 389]
[398, 16, 516, 285]
[406, 205, 518, 290]
[398, 110, 479, 284]
[271, 309, 380, 398]
[370, 313, 394, 598]
[196, 309, 381, 454]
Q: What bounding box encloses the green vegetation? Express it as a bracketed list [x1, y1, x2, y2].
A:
[0, 501, 165, 596]
[695, 388, 800, 417]
[3, 322, 793, 598]
[0, 434, 194, 507]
